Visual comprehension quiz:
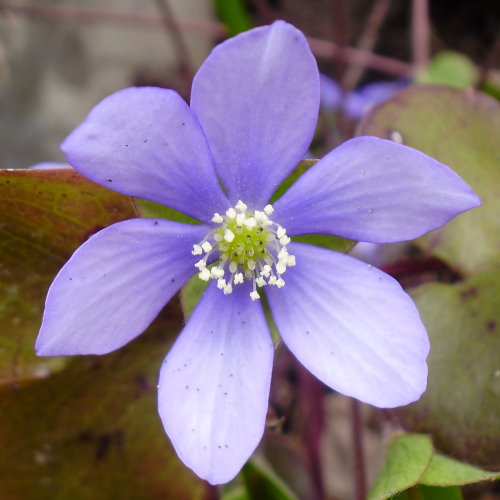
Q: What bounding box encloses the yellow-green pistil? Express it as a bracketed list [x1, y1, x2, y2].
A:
[192, 200, 296, 300]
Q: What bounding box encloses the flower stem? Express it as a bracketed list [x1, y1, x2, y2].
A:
[351, 398, 367, 500]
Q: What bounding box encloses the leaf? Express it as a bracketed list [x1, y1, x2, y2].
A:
[214, 0, 252, 36]
[242, 459, 300, 500]
[417, 51, 477, 88]
[418, 485, 463, 500]
[421, 454, 500, 486]
[387, 485, 462, 500]
[0, 168, 135, 385]
[180, 272, 209, 319]
[0, 301, 206, 499]
[397, 269, 500, 466]
[357, 85, 500, 274]
[132, 197, 200, 225]
[368, 434, 434, 500]
[220, 487, 251, 500]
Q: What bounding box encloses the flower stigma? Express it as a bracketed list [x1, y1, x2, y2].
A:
[192, 200, 296, 300]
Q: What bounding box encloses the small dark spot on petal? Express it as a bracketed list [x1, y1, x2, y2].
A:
[486, 321, 496, 332]
[171, 278, 175, 283]
[185, 385, 189, 390]
[107, 179, 113, 182]
[144, 139, 148, 143]
[153, 221, 158, 225]
[181, 122, 186, 126]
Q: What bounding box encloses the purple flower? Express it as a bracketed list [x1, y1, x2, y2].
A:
[36, 21, 480, 484]
[319, 74, 408, 120]
[343, 79, 409, 120]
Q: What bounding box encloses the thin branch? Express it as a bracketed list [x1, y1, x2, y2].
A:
[154, 0, 194, 87]
[477, 33, 500, 89]
[411, 0, 430, 76]
[343, 0, 392, 90]
[351, 399, 367, 500]
[309, 36, 411, 77]
[0, 2, 226, 38]
[331, 0, 350, 84]
[297, 364, 325, 500]
[0, 3, 411, 77]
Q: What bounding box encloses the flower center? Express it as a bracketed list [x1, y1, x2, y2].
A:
[191, 200, 296, 300]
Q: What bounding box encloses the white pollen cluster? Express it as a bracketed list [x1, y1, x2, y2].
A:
[191, 200, 296, 300]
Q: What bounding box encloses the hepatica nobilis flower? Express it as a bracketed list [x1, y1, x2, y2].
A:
[36, 21, 480, 484]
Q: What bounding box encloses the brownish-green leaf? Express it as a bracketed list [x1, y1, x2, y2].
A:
[0, 301, 206, 499]
[397, 269, 500, 466]
[0, 168, 135, 385]
[358, 85, 500, 274]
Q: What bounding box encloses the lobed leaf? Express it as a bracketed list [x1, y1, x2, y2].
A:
[358, 85, 500, 274]
[0, 168, 135, 385]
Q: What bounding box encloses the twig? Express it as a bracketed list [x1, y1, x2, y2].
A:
[0, 2, 226, 37]
[411, 0, 430, 76]
[477, 33, 500, 89]
[309, 36, 411, 77]
[297, 364, 325, 500]
[351, 399, 367, 500]
[331, 0, 350, 84]
[0, 3, 412, 77]
[343, 0, 392, 90]
[154, 0, 194, 88]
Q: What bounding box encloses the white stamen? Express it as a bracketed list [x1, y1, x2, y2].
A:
[276, 226, 286, 239]
[236, 213, 246, 227]
[211, 266, 225, 279]
[199, 268, 211, 281]
[195, 259, 207, 269]
[244, 217, 257, 230]
[260, 265, 271, 277]
[256, 276, 266, 287]
[224, 229, 235, 242]
[212, 213, 224, 223]
[201, 241, 212, 253]
[217, 278, 226, 289]
[234, 273, 244, 284]
[264, 204, 274, 215]
[192, 244, 203, 255]
[229, 261, 238, 274]
[223, 283, 233, 295]
[276, 262, 287, 275]
[235, 200, 247, 212]
[226, 208, 236, 219]
[250, 291, 260, 301]
[276, 278, 285, 288]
